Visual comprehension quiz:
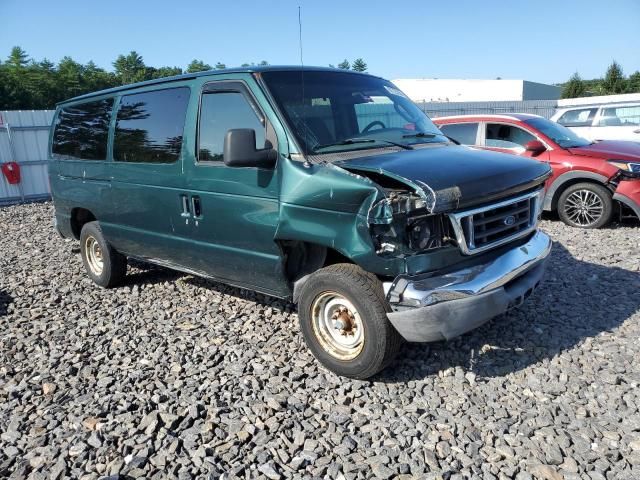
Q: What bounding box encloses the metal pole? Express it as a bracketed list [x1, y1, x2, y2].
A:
[5, 123, 25, 202]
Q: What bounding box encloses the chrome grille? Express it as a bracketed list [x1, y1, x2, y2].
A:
[449, 189, 543, 255]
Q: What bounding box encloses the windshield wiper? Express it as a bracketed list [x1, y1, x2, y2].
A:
[402, 132, 437, 139]
[313, 137, 413, 152]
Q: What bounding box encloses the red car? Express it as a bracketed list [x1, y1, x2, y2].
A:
[434, 114, 640, 228]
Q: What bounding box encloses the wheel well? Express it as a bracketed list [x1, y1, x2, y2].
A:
[279, 241, 355, 302]
[70, 208, 96, 239]
[550, 178, 612, 211]
[280, 241, 353, 281]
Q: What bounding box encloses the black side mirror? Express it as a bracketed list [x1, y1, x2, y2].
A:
[223, 129, 277, 168]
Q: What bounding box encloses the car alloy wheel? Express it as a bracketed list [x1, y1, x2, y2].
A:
[563, 189, 604, 227]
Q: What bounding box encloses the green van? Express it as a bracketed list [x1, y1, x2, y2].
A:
[49, 67, 552, 378]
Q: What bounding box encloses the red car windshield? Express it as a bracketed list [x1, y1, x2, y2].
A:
[524, 118, 592, 149]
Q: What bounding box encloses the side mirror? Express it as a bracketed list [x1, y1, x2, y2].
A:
[223, 129, 277, 168]
[524, 140, 546, 155]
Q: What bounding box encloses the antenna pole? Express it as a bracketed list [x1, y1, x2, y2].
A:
[298, 6, 310, 167]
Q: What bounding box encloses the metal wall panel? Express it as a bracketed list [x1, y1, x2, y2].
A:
[0, 110, 55, 205]
[418, 100, 558, 120]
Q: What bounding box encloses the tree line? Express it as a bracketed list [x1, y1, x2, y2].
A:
[560, 61, 640, 98]
[0, 47, 370, 110]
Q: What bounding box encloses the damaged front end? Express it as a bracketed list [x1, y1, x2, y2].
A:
[346, 168, 464, 259]
[367, 189, 454, 256]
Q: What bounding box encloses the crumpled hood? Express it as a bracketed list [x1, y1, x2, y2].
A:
[568, 140, 640, 161]
[335, 145, 551, 211]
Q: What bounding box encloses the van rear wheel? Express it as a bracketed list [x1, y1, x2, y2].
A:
[80, 221, 127, 288]
[297, 263, 402, 379]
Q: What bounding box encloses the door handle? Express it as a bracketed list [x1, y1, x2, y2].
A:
[180, 194, 190, 217]
[634, 129, 640, 134]
[191, 196, 202, 218]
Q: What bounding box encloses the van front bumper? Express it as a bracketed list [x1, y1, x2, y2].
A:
[384, 230, 552, 342]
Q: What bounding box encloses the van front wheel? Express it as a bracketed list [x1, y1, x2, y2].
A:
[80, 221, 127, 288]
[298, 263, 402, 379]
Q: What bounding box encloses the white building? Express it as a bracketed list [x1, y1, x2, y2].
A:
[391, 78, 561, 103]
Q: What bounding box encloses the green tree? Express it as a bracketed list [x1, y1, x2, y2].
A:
[82, 61, 117, 93]
[561, 72, 587, 99]
[215, 62, 226, 70]
[7, 46, 29, 69]
[113, 51, 147, 84]
[602, 60, 626, 94]
[351, 58, 367, 72]
[149, 66, 182, 79]
[57, 56, 84, 98]
[626, 71, 640, 93]
[259, 60, 269, 66]
[337, 59, 350, 70]
[186, 59, 212, 73]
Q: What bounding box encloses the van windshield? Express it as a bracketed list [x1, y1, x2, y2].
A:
[261, 70, 447, 156]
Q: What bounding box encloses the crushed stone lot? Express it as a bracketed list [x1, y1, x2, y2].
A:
[1, 202, 639, 480]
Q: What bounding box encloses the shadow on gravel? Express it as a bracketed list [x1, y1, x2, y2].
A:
[380, 241, 640, 382]
[0, 290, 13, 317]
[123, 259, 183, 287]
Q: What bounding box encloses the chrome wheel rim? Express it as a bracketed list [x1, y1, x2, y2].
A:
[311, 291, 364, 360]
[564, 189, 604, 226]
[84, 236, 104, 275]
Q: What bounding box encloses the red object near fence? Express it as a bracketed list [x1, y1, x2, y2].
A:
[1, 162, 21, 185]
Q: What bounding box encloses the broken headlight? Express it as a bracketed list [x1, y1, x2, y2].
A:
[369, 191, 452, 256]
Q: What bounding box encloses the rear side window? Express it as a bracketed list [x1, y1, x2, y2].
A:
[114, 87, 190, 163]
[198, 91, 265, 162]
[439, 123, 479, 145]
[556, 108, 597, 127]
[52, 98, 114, 160]
[597, 105, 640, 127]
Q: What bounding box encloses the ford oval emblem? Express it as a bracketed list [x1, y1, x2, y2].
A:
[503, 215, 516, 226]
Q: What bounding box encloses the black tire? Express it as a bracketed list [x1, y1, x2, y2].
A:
[557, 182, 614, 229]
[79, 221, 127, 288]
[297, 263, 402, 379]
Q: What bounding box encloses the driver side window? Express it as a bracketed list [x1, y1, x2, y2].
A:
[485, 123, 535, 151]
[198, 91, 266, 162]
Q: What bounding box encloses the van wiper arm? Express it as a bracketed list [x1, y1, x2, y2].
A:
[313, 137, 413, 152]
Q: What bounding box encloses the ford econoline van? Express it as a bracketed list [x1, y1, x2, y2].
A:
[49, 67, 552, 378]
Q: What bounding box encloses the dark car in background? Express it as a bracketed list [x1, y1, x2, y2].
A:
[435, 114, 640, 228]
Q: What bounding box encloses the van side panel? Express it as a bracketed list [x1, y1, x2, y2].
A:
[48, 98, 117, 238]
[99, 84, 194, 268]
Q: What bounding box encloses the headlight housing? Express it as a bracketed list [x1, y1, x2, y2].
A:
[608, 160, 640, 175]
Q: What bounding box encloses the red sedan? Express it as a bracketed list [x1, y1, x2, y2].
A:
[434, 114, 640, 228]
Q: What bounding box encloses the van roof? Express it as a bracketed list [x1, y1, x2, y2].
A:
[59, 66, 379, 105]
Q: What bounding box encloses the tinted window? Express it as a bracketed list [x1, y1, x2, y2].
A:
[557, 108, 597, 127]
[198, 91, 265, 162]
[114, 87, 190, 163]
[439, 123, 479, 145]
[486, 123, 535, 151]
[597, 105, 640, 127]
[52, 98, 114, 160]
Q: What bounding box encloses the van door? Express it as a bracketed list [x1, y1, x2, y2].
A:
[592, 104, 640, 141]
[183, 80, 288, 297]
[100, 85, 194, 265]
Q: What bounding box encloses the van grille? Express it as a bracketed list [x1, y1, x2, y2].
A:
[449, 189, 543, 255]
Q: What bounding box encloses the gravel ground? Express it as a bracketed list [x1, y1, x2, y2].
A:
[1, 202, 639, 480]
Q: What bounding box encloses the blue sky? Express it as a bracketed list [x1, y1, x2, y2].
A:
[2, 0, 639, 84]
